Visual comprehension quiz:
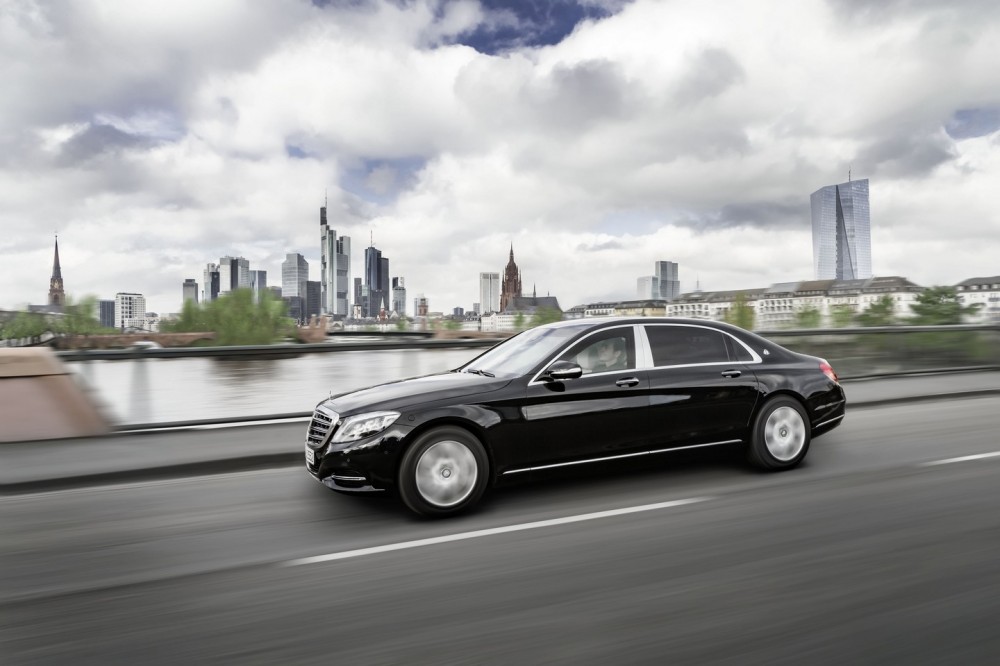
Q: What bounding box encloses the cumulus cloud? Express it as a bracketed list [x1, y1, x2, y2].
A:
[1, 0, 999, 314]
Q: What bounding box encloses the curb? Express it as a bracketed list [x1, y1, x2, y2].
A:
[4, 388, 1000, 496]
[0, 452, 301, 496]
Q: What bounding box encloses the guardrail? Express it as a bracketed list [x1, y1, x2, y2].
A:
[50, 323, 1000, 428]
[55, 324, 1000, 373]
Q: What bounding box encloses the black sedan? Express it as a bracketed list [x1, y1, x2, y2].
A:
[304, 317, 846, 516]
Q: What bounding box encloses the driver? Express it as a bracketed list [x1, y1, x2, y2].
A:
[592, 337, 626, 372]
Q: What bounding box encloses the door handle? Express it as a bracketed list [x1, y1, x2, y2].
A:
[721, 369, 742, 378]
[615, 377, 640, 388]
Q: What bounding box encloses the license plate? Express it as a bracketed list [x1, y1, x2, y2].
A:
[305, 445, 315, 465]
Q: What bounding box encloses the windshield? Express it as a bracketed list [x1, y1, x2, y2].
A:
[459, 323, 591, 379]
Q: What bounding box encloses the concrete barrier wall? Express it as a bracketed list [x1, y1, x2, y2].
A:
[0, 348, 110, 442]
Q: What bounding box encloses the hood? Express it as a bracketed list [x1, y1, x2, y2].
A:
[323, 372, 512, 415]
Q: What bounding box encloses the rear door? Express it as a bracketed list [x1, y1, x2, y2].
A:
[641, 324, 760, 448]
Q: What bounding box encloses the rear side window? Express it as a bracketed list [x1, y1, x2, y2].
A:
[644, 326, 730, 366]
[726, 336, 755, 363]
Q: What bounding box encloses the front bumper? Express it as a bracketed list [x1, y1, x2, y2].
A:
[305, 423, 414, 493]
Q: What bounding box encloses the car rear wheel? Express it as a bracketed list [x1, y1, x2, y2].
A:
[748, 396, 810, 470]
[398, 427, 489, 517]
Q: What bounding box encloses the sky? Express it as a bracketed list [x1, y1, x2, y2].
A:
[2, 0, 999, 315]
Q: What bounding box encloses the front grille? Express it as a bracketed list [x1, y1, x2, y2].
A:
[306, 407, 338, 449]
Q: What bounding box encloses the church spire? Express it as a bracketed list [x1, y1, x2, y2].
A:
[48, 234, 65, 307]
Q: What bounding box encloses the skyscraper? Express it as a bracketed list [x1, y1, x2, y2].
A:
[655, 261, 680, 301]
[218, 256, 250, 294]
[392, 277, 407, 316]
[281, 253, 308, 299]
[306, 280, 321, 320]
[48, 235, 65, 307]
[202, 263, 220, 302]
[811, 178, 872, 280]
[364, 245, 388, 318]
[182, 279, 199, 305]
[479, 272, 500, 314]
[637, 276, 659, 299]
[249, 270, 267, 303]
[320, 205, 351, 317]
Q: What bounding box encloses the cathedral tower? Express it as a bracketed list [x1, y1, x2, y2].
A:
[48, 235, 65, 307]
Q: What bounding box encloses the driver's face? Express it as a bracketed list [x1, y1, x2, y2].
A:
[597, 340, 619, 361]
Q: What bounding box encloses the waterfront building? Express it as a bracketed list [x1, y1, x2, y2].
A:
[114, 292, 147, 330]
[954, 277, 1000, 323]
[202, 263, 220, 302]
[499, 247, 522, 312]
[661, 276, 920, 328]
[811, 178, 872, 280]
[392, 277, 407, 316]
[319, 205, 351, 317]
[98, 299, 115, 328]
[182, 279, 199, 305]
[472, 302, 481, 315]
[479, 272, 500, 314]
[655, 261, 680, 301]
[48, 235, 65, 308]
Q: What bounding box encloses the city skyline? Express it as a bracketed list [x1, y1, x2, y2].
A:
[2, 1, 999, 314]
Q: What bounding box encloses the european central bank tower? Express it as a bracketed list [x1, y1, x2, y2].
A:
[810, 178, 871, 280]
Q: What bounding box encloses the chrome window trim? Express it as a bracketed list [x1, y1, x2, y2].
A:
[529, 323, 643, 386]
[502, 439, 742, 475]
[641, 323, 763, 367]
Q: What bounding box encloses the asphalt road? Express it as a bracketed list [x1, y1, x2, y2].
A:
[3, 397, 1000, 664]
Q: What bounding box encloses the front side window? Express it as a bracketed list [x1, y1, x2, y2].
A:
[644, 325, 730, 366]
[555, 327, 636, 375]
[461, 323, 591, 378]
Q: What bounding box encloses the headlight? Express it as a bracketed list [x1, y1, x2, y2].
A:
[331, 411, 400, 443]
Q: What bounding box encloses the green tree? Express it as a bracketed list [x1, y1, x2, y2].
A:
[856, 295, 897, 327]
[794, 306, 822, 329]
[0, 311, 49, 340]
[909, 286, 981, 325]
[829, 304, 855, 328]
[394, 316, 409, 331]
[162, 289, 292, 345]
[444, 318, 461, 331]
[55, 295, 113, 336]
[513, 312, 526, 331]
[530, 306, 563, 328]
[722, 293, 755, 330]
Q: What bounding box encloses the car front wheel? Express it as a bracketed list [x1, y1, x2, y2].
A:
[398, 426, 489, 517]
[747, 396, 810, 470]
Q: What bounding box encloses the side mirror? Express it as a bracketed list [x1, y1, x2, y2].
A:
[541, 360, 583, 382]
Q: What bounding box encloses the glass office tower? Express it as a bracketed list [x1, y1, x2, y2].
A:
[811, 178, 872, 280]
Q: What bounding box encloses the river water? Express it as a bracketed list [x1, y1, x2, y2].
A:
[68, 348, 481, 426]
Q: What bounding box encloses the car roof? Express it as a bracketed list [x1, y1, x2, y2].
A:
[538, 317, 744, 332]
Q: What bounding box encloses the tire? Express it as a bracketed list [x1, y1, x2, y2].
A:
[397, 426, 489, 517]
[747, 396, 810, 470]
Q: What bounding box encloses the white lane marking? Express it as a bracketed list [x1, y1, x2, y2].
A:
[281, 497, 711, 567]
[920, 451, 1000, 467]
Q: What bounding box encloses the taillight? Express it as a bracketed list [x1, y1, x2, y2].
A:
[819, 359, 838, 384]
